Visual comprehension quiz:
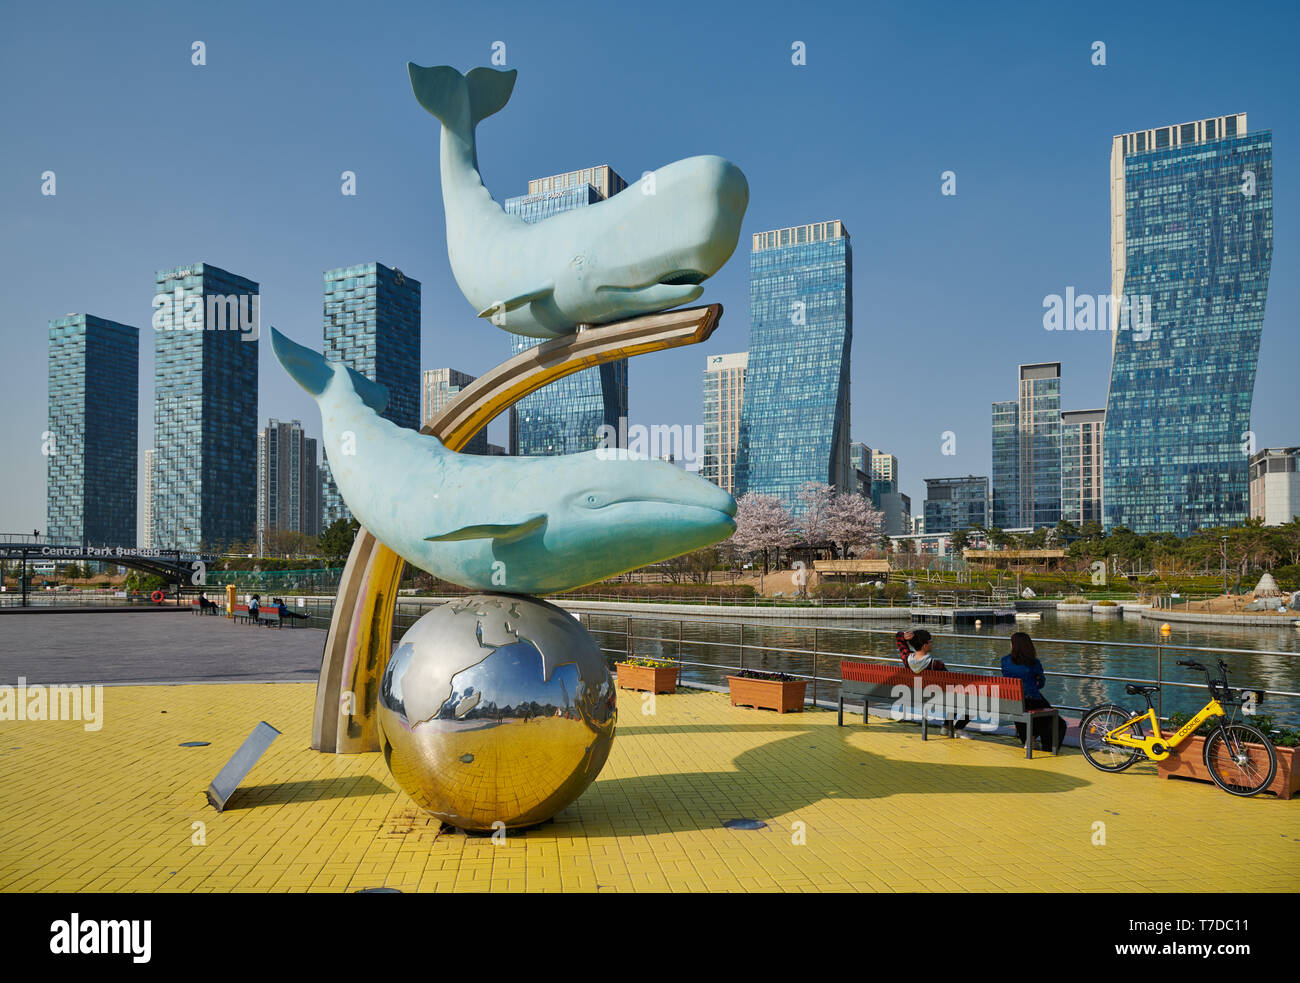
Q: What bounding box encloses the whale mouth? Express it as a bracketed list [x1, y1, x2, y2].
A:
[656, 270, 708, 286]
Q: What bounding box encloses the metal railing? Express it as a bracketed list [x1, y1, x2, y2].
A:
[574, 614, 1300, 727]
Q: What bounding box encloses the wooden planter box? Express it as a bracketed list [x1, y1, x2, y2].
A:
[615, 663, 678, 694]
[1157, 734, 1299, 799]
[727, 676, 807, 714]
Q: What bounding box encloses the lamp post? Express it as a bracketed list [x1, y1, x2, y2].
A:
[1221, 535, 1230, 596]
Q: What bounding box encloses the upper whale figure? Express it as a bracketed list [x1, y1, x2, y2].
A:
[408, 63, 750, 339]
[271, 328, 737, 595]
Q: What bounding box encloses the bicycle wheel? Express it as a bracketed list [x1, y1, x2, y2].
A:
[1079, 704, 1145, 773]
[1204, 723, 1277, 797]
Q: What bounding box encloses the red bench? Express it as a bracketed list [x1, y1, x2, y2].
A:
[838, 660, 1059, 759]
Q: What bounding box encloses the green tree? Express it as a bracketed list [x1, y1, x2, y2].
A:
[319, 518, 360, 562]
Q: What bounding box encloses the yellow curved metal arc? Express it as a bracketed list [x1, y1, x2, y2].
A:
[312, 304, 721, 753]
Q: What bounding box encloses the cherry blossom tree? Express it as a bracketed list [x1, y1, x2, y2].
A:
[731, 493, 796, 592]
[796, 482, 836, 546]
[825, 493, 885, 558]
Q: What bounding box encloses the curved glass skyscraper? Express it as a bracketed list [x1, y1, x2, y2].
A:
[1103, 114, 1272, 535]
[736, 221, 852, 510]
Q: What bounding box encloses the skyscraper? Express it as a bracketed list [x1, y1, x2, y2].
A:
[46, 314, 139, 544]
[990, 363, 1061, 530]
[422, 368, 492, 454]
[1104, 113, 1272, 534]
[923, 476, 989, 534]
[849, 442, 872, 497]
[736, 220, 852, 510]
[1061, 409, 1105, 526]
[141, 449, 155, 549]
[700, 352, 747, 494]
[504, 166, 629, 457]
[320, 263, 420, 525]
[152, 264, 258, 551]
[256, 419, 319, 548]
[870, 450, 898, 486]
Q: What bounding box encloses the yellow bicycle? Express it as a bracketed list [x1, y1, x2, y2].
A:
[1080, 659, 1277, 797]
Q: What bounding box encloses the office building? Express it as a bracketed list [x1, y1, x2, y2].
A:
[504, 166, 630, 456]
[990, 363, 1061, 530]
[922, 476, 989, 534]
[878, 491, 912, 537]
[46, 314, 139, 544]
[256, 419, 319, 547]
[422, 368, 492, 454]
[320, 262, 421, 525]
[1061, 409, 1105, 526]
[701, 352, 747, 494]
[1104, 114, 1273, 534]
[736, 220, 852, 509]
[1249, 447, 1300, 526]
[152, 264, 257, 551]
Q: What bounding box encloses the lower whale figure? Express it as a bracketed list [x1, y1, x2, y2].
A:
[271, 328, 737, 594]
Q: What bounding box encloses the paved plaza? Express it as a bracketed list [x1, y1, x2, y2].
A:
[0, 681, 1295, 893]
[0, 612, 323, 685]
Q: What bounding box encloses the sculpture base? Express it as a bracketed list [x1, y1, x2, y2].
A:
[376, 594, 616, 831]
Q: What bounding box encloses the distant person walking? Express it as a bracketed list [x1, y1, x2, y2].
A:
[1000, 632, 1067, 752]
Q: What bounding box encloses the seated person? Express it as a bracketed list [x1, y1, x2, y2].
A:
[1000, 632, 1068, 751]
[275, 597, 308, 621]
[896, 630, 968, 735]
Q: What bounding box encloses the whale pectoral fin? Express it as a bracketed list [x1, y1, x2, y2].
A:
[476, 284, 554, 319]
[425, 514, 546, 544]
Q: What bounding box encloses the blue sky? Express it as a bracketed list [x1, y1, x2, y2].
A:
[2, 0, 1296, 532]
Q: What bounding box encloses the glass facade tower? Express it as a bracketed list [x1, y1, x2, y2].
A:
[1103, 114, 1272, 534]
[152, 264, 258, 551]
[504, 165, 629, 457]
[320, 262, 421, 525]
[991, 400, 1019, 529]
[736, 220, 852, 510]
[46, 314, 139, 544]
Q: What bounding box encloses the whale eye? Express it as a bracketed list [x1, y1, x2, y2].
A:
[585, 494, 600, 507]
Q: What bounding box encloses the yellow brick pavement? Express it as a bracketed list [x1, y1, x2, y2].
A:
[0, 684, 1295, 892]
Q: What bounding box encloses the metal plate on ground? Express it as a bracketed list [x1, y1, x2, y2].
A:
[205, 721, 281, 812]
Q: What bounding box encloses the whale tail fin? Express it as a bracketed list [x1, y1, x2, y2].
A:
[270, 327, 390, 415]
[408, 64, 516, 140]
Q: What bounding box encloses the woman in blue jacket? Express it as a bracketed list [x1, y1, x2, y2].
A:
[1001, 632, 1067, 752]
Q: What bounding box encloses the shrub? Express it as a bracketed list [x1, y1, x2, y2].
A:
[1063, 595, 1089, 604]
[1095, 600, 1118, 606]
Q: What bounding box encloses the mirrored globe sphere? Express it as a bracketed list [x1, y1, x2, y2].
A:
[377, 594, 616, 831]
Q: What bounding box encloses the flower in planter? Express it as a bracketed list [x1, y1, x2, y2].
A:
[621, 657, 677, 669]
[734, 669, 798, 682]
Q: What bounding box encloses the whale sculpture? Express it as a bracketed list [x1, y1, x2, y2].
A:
[272, 328, 736, 594]
[407, 63, 750, 339]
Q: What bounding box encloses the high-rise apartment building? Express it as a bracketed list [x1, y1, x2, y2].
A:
[422, 368, 492, 454]
[320, 263, 420, 525]
[990, 363, 1061, 530]
[700, 352, 747, 494]
[152, 264, 257, 551]
[923, 476, 989, 534]
[1104, 114, 1272, 534]
[141, 448, 155, 549]
[1249, 447, 1300, 526]
[736, 220, 852, 510]
[504, 166, 629, 457]
[46, 314, 139, 544]
[256, 419, 319, 547]
[1061, 409, 1105, 526]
